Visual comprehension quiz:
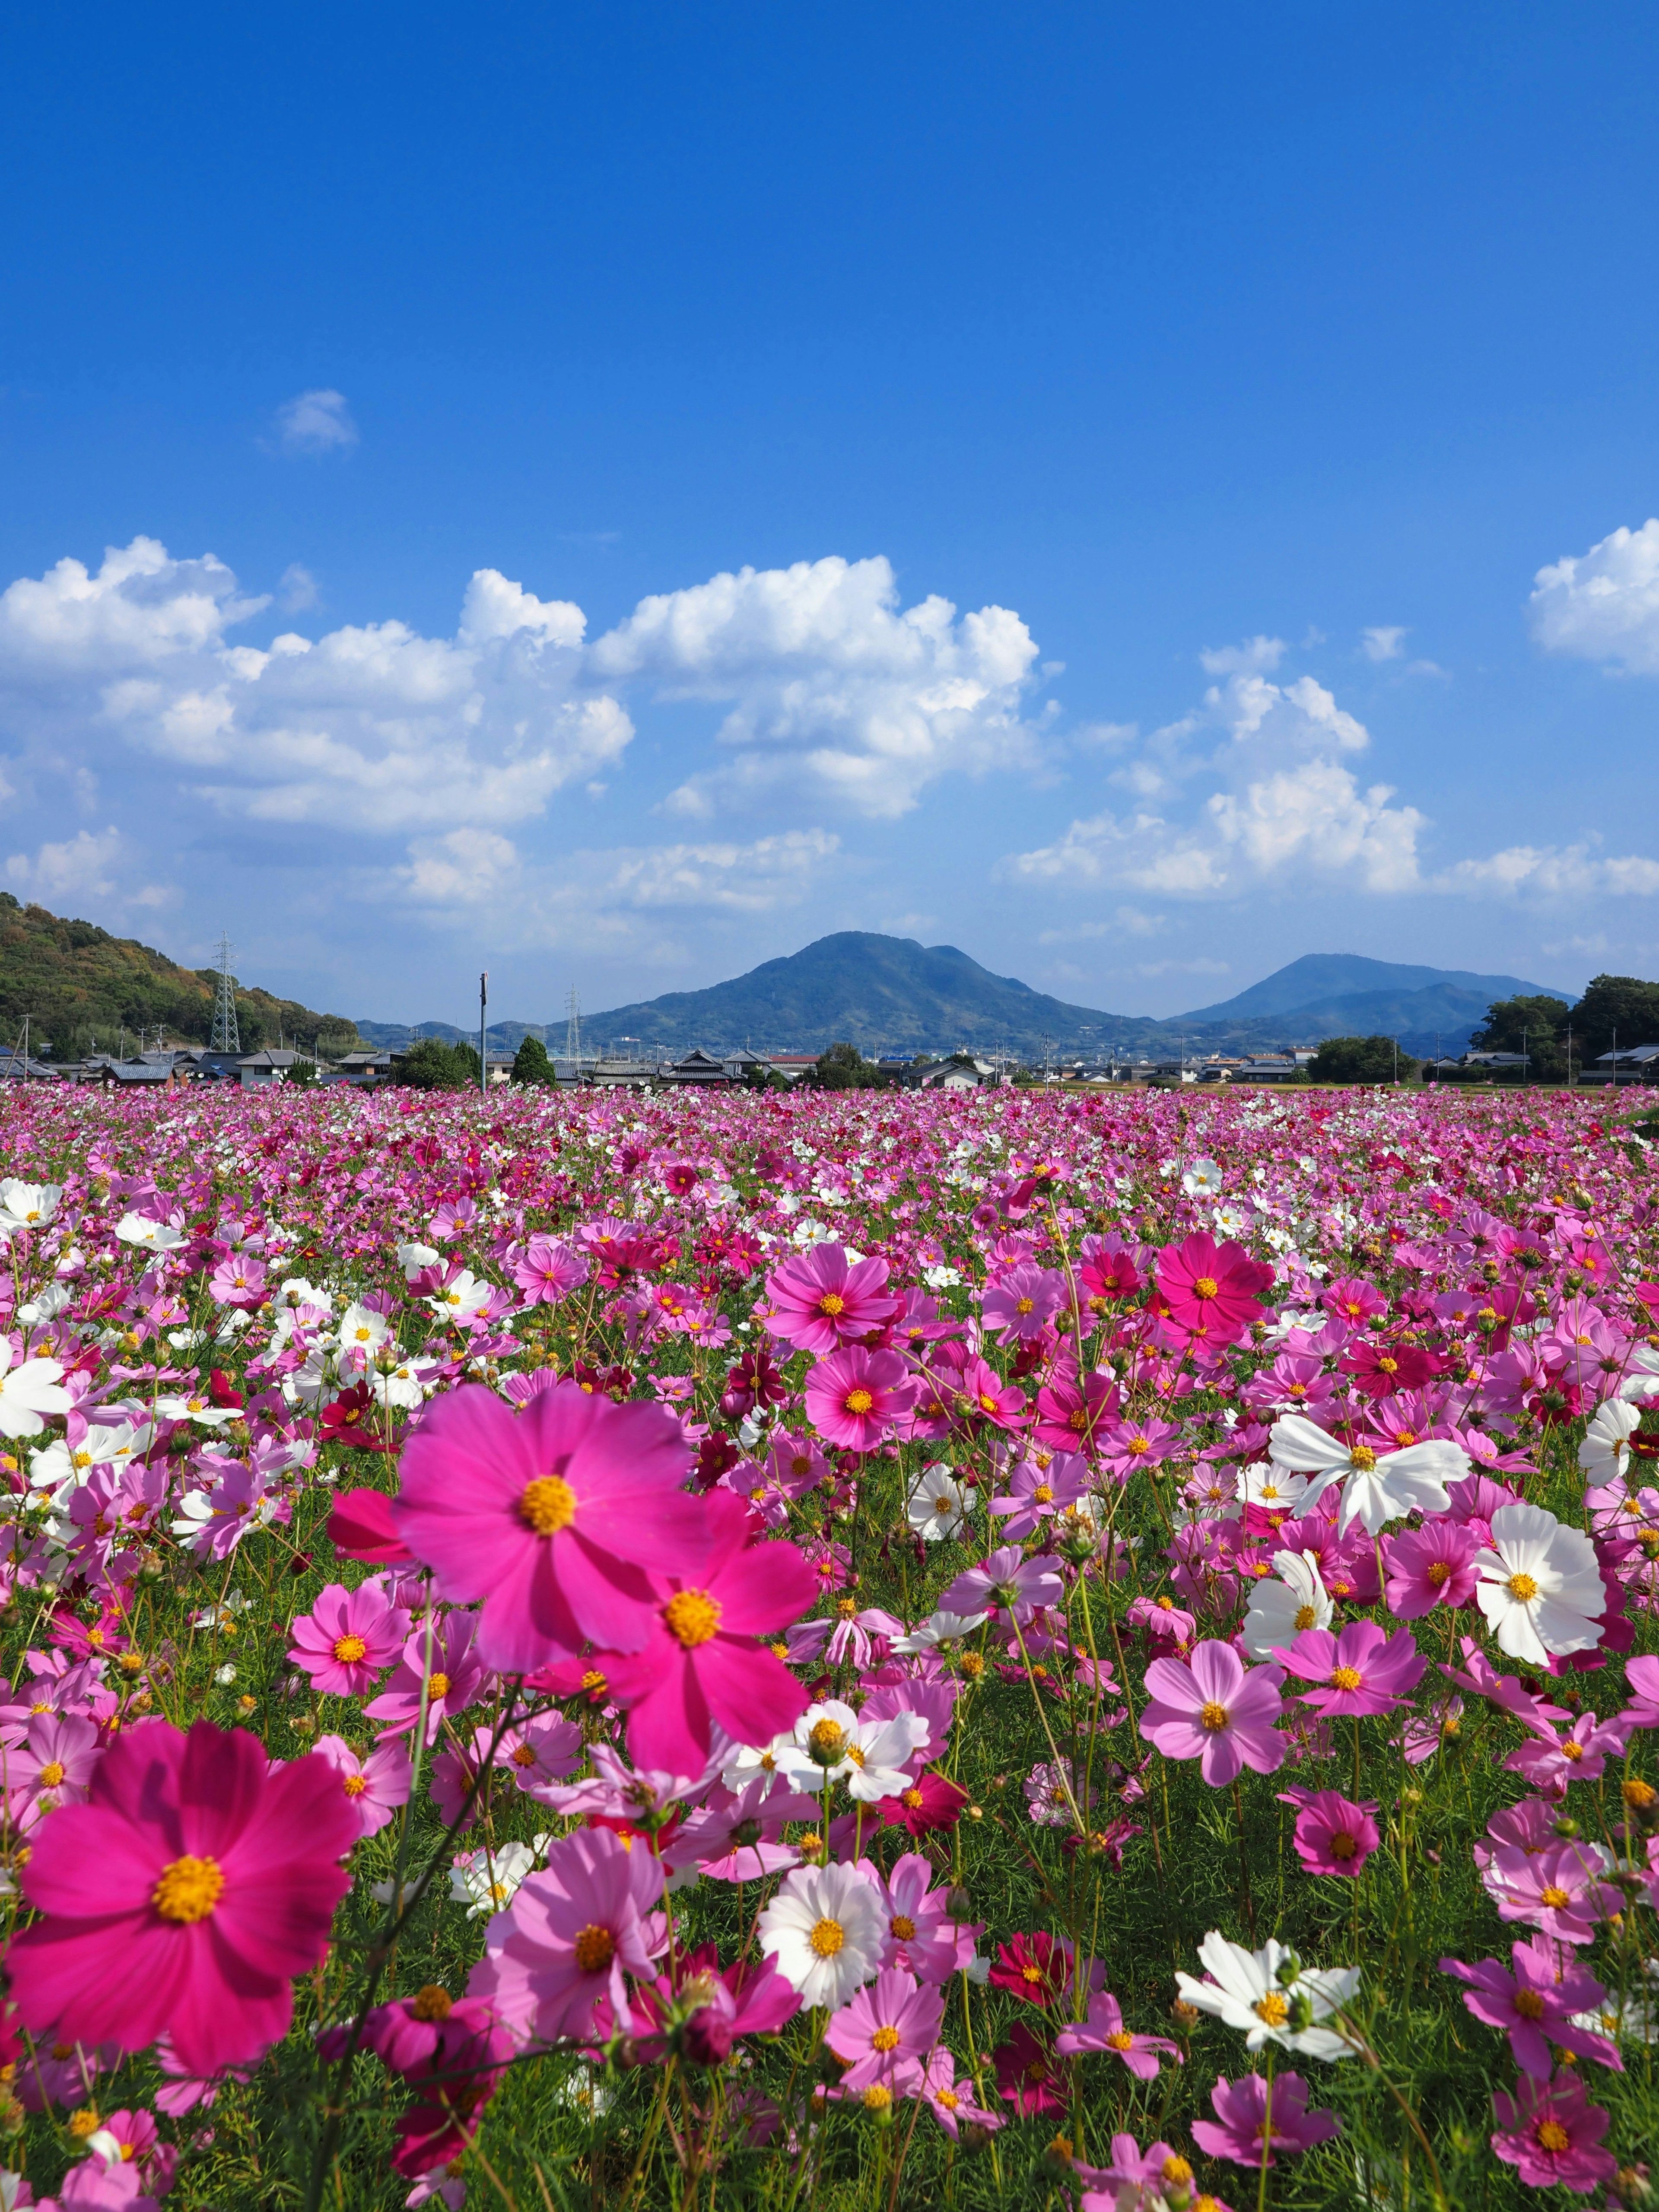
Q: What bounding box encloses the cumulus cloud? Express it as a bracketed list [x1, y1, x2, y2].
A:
[590, 555, 1042, 819]
[275, 390, 357, 455]
[1529, 519, 1659, 672]
[4, 826, 173, 912]
[1433, 844, 1659, 899]
[1361, 625, 1407, 661]
[279, 564, 320, 613]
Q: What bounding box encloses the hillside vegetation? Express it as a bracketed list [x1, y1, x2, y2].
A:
[0, 894, 364, 1058]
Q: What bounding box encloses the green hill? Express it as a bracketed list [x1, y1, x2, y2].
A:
[0, 895, 364, 1060]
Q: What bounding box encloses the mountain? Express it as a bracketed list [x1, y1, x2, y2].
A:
[1180, 953, 1570, 1024]
[0, 894, 365, 1059]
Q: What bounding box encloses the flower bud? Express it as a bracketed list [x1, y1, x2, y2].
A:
[679, 2005, 733, 2068]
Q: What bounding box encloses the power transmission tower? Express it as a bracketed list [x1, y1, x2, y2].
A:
[565, 987, 582, 1064]
[210, 933, 242, 1053]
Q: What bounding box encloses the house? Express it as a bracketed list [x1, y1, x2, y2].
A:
[1588, 1044, 1659, 1084]
[661, 1048, 734, 1086]
[0, 1050, 57, 1081]
[590, 1056, 659, 1089]
[1229, 1058, 1304, 1084]
[236, 1048, 308, 1087]
[766, 1054, 821, 1084]
[1463, 1051, 1531, 1072]
[337, 1049, 395, 1077]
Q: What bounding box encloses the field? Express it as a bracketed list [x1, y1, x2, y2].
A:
[0, 1079, 1655, 2211]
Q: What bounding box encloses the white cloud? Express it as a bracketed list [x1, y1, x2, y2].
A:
[591, 555, 1042, 819]
[1529, 519, 1659, 673]
[1361, 625, 1407, 662]
[275, 390, 357, 455]
[4, 826, 173, 912]
[279, 564, 320, 613]
[1434, 844, 1659, 899]
[0, 538, 266, 671]
[1198, 635, 1285, 676]
[1137, 956, 1230, 978]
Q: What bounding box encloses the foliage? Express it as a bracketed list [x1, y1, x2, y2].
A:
[396, 1037, 483, 1090]
[813, 1040, 888, 1090]
[1307, 1033, 1418, 1084]
[512, 1034, 553, 1085]
[1573, 973, 1659, 1062]
[0, 891, 364, 1059]
[1469, 995, 1573, 1078]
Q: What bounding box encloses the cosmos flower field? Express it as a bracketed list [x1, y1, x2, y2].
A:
[0, 1079, 1656, 2211]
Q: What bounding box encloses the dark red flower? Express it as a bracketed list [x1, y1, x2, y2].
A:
[993, 2021, 1065, 2113]
[988, 1930, 1071, 2007]
[877, 1769, 969, 1837]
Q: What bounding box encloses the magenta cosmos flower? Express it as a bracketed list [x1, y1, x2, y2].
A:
[312, 1732, 413, 1840]
[1153, 1232, 1274, 1348]
[981, 1265, 1067, 1342]
[597, 1491, 817, 1776]
[825, 1965, 944, 2095]
[1490, 2068, 1616, 2191]
[1190, 2070, 1341, 2168]
[9, 1718, 357, 2074]
[392, 1381, 710, 1673]
[1278, 1788, 1380, 1877]
[1441, 1937, 1619, 2079]
[1273, 1620, 1425, 1717]
[938, 1543, 1064, 1624]
[287, 1580, 409, 1696]
[468, 1825, 665, 2042]
[1382, 1521, 1479, 1618]
[1139, 1640, 1286, 1785]
[1055, 1990, 1182, 2079]
[763, 1245, 900, 1354]
[803, 1346, 917, 1452]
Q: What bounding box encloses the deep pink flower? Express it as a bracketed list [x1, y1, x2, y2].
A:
[1278, 1788, 1380, 1877]
[468, 1825, 666, 2042]
[1055, 1990, 1182, 2079]
[877, 1769, 969, 1839]
[392, 1381, 710, 1673]
[288, 1580, 410, 1696]
[1382, 1522, 1479, 1618]
[1153, 1233, 1274, 1348]
[989, 1930, 1072, 2007]
[9, 1718, 357, 2074]
[981, 1266, 1067, 1342]
[1139, 1640, 1286, 1786]
[597, 1492, 817, 1777]
[1490, 2069, 1616, 2192]
[387, 1998, 517, 2178]
[824, 1965, 944, 2094]
[364, 1610, 489, 1745]
[919, 2046, 1003, 2137]
[1441, 1937, 1620, 2079]
[312, 1732, 413, 1839]
[763, 1245, 900, 1354]
[803, 1345, 918, 1451]
[1031, 1367, 1119, 1454]
[1190, 2069, 1341, 2167]
[509, 1233, 590, 1306]
[1274, 1620, 1425, 1716]
[992, 2021, 1064, 2114]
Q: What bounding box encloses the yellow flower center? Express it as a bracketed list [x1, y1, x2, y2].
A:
[1539, 1886, 1572, 1908]
[809, 1718, 847, 1760]
[818, 1292, 845, 1316]
[520, 1475, 577, 1535]
[1016, 1297, 1035, 1315]
[581, 1669, 607, 1693]
[1252, 1993, 1289, 2028]
[1349, 1444, 1377, 1471]
[978, 1393, 1000, 1414]
[1329, 1666, 1363, 1692]
[1294, 1604, 1317, 1630]
[343, 1774, 367, 1796]
[67, 2107, 99, 2139]
[1105, 2030, 1135, 2051]
[153, 1853, 225, 1924]
[1507, 1573, 1539, 1602]
[937, 2087, 960, 2110]
[36, 1762, 65, 1789]
[412, 1985, 453, 2021]
[871, 2025, 900, 2051]
[862, 2085, 892, 2110]
[663, 1589, 723, 1648]
[1033, 1484, 1054, 1504]
[1378, 1356, 1398, 1374]
[890, 1914, 916, 1940]
[574, 1924, 615, 1973]
[1193, 1277, 1219, 1299]
[1562, 1740, 1584, 1761]
[511, 1743, 537, 1767]
[1128, 1436, 1150, 1453]
[1331, 1832, 1357, 1859]
[809, 1916, 845, 1958]
[427, 1673, 451, 1700]
[333, 1634, 367, 1664]
[1513, 1989, 1546, 2019]
[1198, 1701, 1229, 1732]
[901, 1787, 923, 1811]
[845, 1388, 874, 1416]
[1535, 2120, 1570, 2153]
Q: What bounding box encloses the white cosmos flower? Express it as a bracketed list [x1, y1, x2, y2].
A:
[1474, 1501, 1606, 1665]
[1242, 1549, 1332, 1661]
[371, 1358, 440, 1411]
[426, 1269, 493, 1323]
[1268, 1414, 1470, 1537]
[396, 1242, 441, 1281]
[1618, 1344, 1659, 1403]
[773, 1699, 930, 1802]
[890, 1608, 989, 1655]
[153, 1390, 238, 1428]
[1579, 1398, 1640, 1484]
[0, 1342, 72, 1440]
[1235, 1462, 1309, 1513]
[113, 1211, 185, 1253]
[1182, 1158, 1224, 1198]
[0, 1179, 61, 1231]
[29, 1417, 152, 1503]
[1175, 1932, 1360, 2062]
[907, 1465, 967, 1541]
[758, 1859, 886, 2008]
[335, 1303, 391, 1359]
[16, 1283, 73, 1328]
[450, 1837, 550, 1920]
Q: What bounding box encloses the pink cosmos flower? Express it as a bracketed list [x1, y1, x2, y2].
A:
[1278, 1788, 1380, 1877]
[1506, 1709, 1635, 1793]
[468, 1825, 666, 2042]
[1139, 1640, 1286, 1786]
[1190, 2069, 1341, 2168]
[878, 1769, 970, 1840]
[763, 1246, 900, 1354]
[1153, 1232, 1274, 1348]
[393, 1381, 710, 1673]
[387, 1999, 517, 2179]
[1031, 1367, 1119, 1454]
[312, 1732, 413, 1838]
[1483, 1841, 1618, 1944]
[288, 1580, 410, 1696]
[874, 1850, 980, 1982]
[597, 1491, 816, 1776]
[663, 1774, 823, 1882]
[493, 1711, 584, 1800]
[989, 1453, 1090, 1539]
[824, 1965, 944, 2095]
[364, 1611, 489, 1745]
[5, 1710, 102, 1824]
[1441, 1937, 1620, 2079]
[1273, 1620, 1425, 1717]
[1055, 1990, 1182, 2079]
[1624, 1651, 1659, 1727]
[953, 1356, 1030, 1432]
[1490, 2068, 1617, 2192]
[1382, 1521, 1479, 1618]
[981, 1265, 1067, 1342]
[803, 1346, 918, 1452]
[918, 2046, 1003, 2137]
[992, 2021, 1064, 2114]
[510, 1233, 590, 1306]
[9, 1717, 357, 2074]
[938, 1544, 1064, 1624]
[1097, 1415, 1182, 1482]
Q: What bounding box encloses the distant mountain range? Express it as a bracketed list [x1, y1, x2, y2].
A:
[355, 936, 1575, 1063]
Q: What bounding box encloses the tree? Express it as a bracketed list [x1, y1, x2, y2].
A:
[397, 1037, 481, 1090]
[1468, 995, 1571, 1080]
[814, 1041, 874, 1090]
[1571, 974, 1659, 1063]
[1308, 1035, 1418, 1085]
[512, 1034, 553, 1085]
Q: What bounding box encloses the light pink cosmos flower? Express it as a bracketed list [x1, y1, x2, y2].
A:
[4, 1709, 102, 1825]
[989, 1455, 1090, 1540]
[1490, 2068, 1616, 2192]
[9, 1718, 357, 2075]
[763, 1246, 900, 1355]
[1055, 1990, 1182, 2079]
[663, 1774, 823, 1882]
[288, 1580, 410, 1697]
[1139, 1640, 1286, 1786]
[824, 1965, 944, 2095]
[364, 1611, 490, 1745]
[938, 1544, 1064, 1624]
[312, 1732, 413, 1838]
[1482, 1840, 1618, 1944]
[1621, 1652, 1659, 1728]
[1505, 1709, 1635, 1794]
[980, 1265, 1067, 1342]
[918, 2047, 1003, 2138]
[468, 1824, 667, 2043]
[509, 1233, 590, 1306]
[1190, 2069, 1341, 2168]
[874, 1850, 982, 1983]
[804, 1346, 918, 1452]
[493, 1711, 584, 1800]
[1278, 1788, 1380, 1877]
[393, 1381, 710, 1673]
[1441, 1936, 1620, 2079]
[1273, 1620, 1425, 1717]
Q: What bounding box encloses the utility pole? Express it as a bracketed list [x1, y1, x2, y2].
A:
[1392, 1036, 1398, 1086]
[566, 988, 582, 1065]
[1567, 1022, 1573, 1087]
[1522, 1027, 1527, 1089]
[479, 973, 489, 1096]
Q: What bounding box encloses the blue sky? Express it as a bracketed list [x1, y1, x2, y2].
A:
[4, 2, 1659, 1030]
